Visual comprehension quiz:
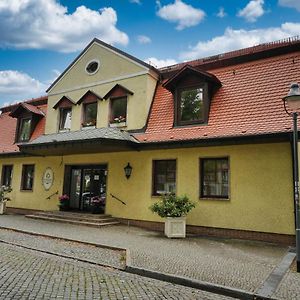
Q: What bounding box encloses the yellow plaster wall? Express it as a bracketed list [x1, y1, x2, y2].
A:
[49, 43, 145, 94]
[0, 142, 294, 235]
[46, 74, 156, 133]
[0, 156, 63, 211]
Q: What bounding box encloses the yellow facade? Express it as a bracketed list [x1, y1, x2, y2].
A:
[1, 142, 294, 235]
[46, 41, 158, 133]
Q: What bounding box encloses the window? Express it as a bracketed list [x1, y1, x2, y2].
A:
[18, 117, 32, 142]
[82, 102, 97, 128]
[21, 165, 34, 191]
[85, 60, 99, 75]
[1, 165, 13, 187]
[152, 160, 176, 196]
[177, 86, 204, 125]
[110, 97, 127, 124]
[59, 108, 72, 131]
[201, 158, 229, 198]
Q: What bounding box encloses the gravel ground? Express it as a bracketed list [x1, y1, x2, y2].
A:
[0, 228, 125, 269]
[0, 242, 234, 300]
[0, 215, 288, 293]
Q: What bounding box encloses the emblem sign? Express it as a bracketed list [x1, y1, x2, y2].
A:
[42, 168, 54, 191]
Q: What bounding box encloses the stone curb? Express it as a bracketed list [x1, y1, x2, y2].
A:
[0, 225, 280, 300]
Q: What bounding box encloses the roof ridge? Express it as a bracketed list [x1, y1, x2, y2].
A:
[159, 35, 300, 72]
[0, 95, 48, 112]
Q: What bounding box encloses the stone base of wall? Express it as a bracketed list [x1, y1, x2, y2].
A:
[117, 218, 295, 246]
[6, 207, 42, 215]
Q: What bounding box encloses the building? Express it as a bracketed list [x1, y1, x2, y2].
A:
[1, 37, 299, 244]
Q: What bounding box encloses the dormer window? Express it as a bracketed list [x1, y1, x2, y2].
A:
[77, 90, 102, 129]
[9, 103, 44, 143]
[59, 108, 72, 131]
[178, 85, 205, 125]
[104, 84, 133, 127]
[83, 102, 97, 128]
[110, 97, 127, 125]
[163, 65, 221, 127]
[53, 96, 75, 132]
[19, 117, 32, 142]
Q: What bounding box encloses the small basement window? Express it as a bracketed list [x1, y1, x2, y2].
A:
[82, 102, 97, 128]
[18, 117, 32, 142]
[110, 97, 127, 124]
[59, 107, 72, 131]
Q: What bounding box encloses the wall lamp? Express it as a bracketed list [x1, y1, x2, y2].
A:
[124, 163, 132, 179]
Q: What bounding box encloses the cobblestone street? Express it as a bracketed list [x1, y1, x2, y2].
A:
[0, 240, 233, 300]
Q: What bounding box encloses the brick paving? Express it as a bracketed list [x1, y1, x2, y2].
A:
[0, 241, 233, 300]
[0, 228, 125, 269]
[0, 215, 288, 293]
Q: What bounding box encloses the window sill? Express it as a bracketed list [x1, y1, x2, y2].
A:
[20, 189, 33, 192]
[199, 197, 230, 201]
[82, 125, 96, 130]
[109, 122, 126, 128]
[58, 129, 70, 133]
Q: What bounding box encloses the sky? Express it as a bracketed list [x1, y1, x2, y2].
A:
[0, 0, 299, 106]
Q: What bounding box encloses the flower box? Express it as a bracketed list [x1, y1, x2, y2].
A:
[164, 217, 186, 238]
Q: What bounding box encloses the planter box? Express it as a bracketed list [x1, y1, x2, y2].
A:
[164, 217, 186, 238]
[0, 202, 6, 215]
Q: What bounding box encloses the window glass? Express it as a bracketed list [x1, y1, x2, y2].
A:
[201, 158, 229, 198]
[1, 165, 13, 187]
[153, 160, 176, 195]
[21, 165, 34, 191]
[59, 108, 72, 131]
[179, 87, 203, 123]
[19, 118, 31, 142]
[83, 102, 97, 127]
[111, 97, 127, 123]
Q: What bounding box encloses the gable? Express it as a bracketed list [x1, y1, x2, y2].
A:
[48, 41, 154, 95]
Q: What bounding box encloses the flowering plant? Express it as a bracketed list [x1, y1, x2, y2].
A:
[112, 116, 126, 123]
[91, 196, 105, 206]
[0, 186, 12, 203]
[59, 194, 69, 202]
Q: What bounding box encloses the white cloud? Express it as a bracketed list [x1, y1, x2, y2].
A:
[180, 22, 300, 60]
[237, 0, 265, 22]
[156, 0, 205, 30]
[0, 0, 128, 53]
[130, 0, 141, 4]
[279, 0, 300, 11]
[137, 35, 152, 44]
[0, 71, 47, 105]
[217, 7, 227, 18]
[145, 57, 177, 68]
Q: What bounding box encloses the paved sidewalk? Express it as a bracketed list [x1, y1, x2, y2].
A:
[0, 242, 233, 300]
[0, 215, 298, 298]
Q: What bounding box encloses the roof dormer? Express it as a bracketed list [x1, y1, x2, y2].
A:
[9, 103, 45, 143]
[163, 65, 221, 126]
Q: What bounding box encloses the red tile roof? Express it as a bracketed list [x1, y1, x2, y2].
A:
[135, 51, 299, 143]
[0, 100, 47, 154]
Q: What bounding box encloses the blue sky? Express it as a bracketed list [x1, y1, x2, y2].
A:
[0, 0, 299, 106]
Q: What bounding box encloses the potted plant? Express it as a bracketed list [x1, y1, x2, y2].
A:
[0, 185, 12, 215]
[90, 195, 105, 214]
[150, 194, 195, 238]
[58, 194, 70, 211]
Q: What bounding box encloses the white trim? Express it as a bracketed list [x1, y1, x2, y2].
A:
[47, 40, 155, 94]
[85, 59, 100, 76]
[49, 71, 159, 97]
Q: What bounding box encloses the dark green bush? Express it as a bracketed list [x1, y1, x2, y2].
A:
[150, 194, 195, 218]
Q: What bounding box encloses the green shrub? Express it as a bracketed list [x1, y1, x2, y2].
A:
[150, 194, 195, 218]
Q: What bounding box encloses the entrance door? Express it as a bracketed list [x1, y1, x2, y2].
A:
[68, 165, 107, 212]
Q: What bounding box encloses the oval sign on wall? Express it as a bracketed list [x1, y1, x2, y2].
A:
[42, 168, 54, 191]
